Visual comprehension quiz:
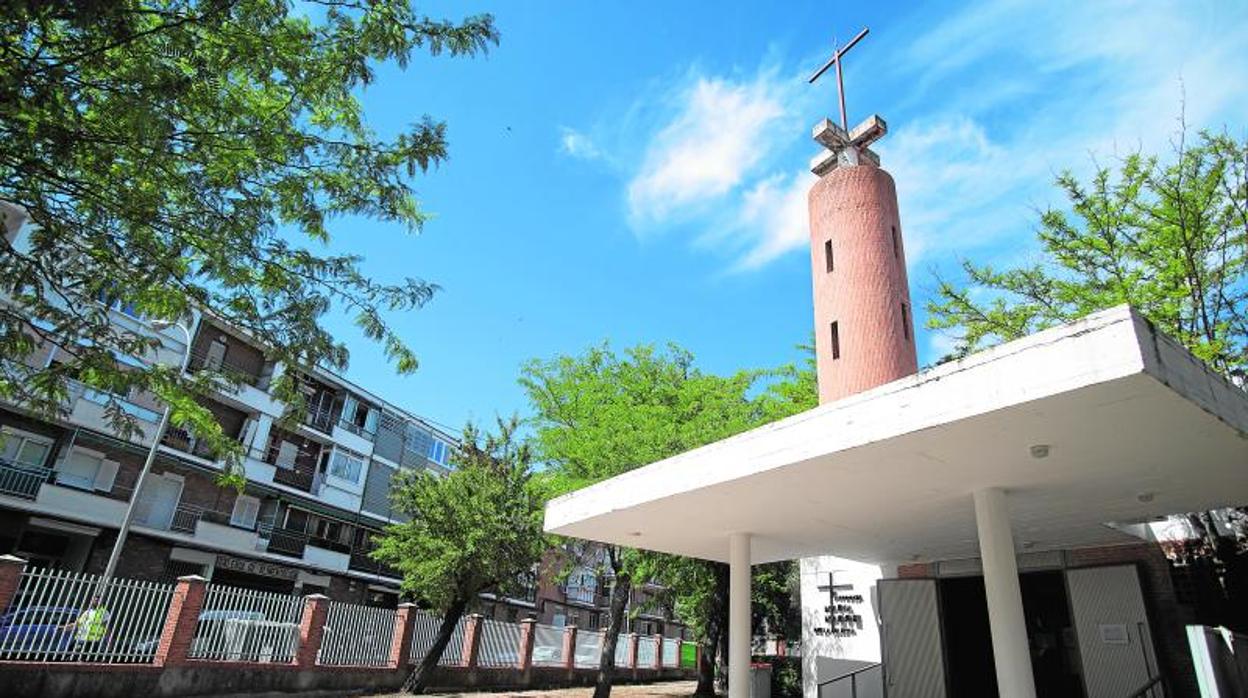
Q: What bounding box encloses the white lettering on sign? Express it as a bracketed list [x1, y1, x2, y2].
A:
[214, 554, 299, 580]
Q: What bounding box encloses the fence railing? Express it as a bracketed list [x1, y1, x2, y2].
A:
[478, 618, 522, 668]
[614, 632, 630, 666]
[0, 558, 701, 680]
[574, 629, 603, 668]
[0, 458, 48, 500]
[662, 637, 680, 667]
[818, 663, 882, 698]
[0, 566, 174, 664]
[318, 601, 396, 667]
[531, 623, 565, 667]
[189, 583, 304, 663]
[638, 635, 658, 668]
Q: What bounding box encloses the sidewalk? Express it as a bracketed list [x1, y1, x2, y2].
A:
[369, 680, 699, 698]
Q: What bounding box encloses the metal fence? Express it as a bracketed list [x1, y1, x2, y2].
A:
[637, 635, 658, 668]
[318, 601, 396, 667]
[573, 629, 602, 668]
[662, 637, 680, 667]
[189, 584, 304, 663]
[436, 614, 467, 666]
[0, 567, 174, 663]
[477, 618, 521, 668]
[613, 633, 630, 667]
[531, 623, 565, 666]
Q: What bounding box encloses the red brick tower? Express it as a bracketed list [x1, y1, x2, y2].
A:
[807, 116, 917, 405]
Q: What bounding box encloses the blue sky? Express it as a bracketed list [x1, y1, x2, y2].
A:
[316, 0, 1248, 431]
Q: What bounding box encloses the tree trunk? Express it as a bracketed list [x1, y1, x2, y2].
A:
[404, 597, 469, 694]
[594, 573, 632, 698]
[696, 562, 729, 696]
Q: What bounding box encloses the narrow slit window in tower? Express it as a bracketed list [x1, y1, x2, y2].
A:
[824, 239, 834, 272]
[891, 225, 900, 259]
[830, 321, 841, 359]
[901, 303, 911, 341]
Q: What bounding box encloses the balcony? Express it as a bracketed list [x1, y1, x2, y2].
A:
[348, 541, 401, 579]
[303, 402, 337, 434]
[0, 458, 49, 500]
[187, 350, 266, 388]
[160, 426, 217, 461]
[258, 522, 308, 558]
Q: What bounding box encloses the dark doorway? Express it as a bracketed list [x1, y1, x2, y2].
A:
[939, 575, 998, 697]
[938, 571, 1085, 698]
[211, 567, 296, 594]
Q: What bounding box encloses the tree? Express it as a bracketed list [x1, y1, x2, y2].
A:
[521, 342, 815, 697]
[927, 129, 1246, 374]
[927, 127, 1248, 613]
[372, 417, 547, 694]
[0, 1, 497, 480]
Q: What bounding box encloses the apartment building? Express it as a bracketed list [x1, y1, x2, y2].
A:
[0, 213, 690, 633]
[0, 219, 455, 606]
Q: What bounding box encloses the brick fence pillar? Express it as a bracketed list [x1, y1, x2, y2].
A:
[0, 555, 26, 612]
[517, 618, 536, 671]
[295, 594, 331, 668]
[389, 603, 418, 669]
[154, 574, 207, 667]
[462, 613, 484, 669]
[777, 637, 786, 657]
[562, 625, 578, 671]
[653, 634, 664, 670]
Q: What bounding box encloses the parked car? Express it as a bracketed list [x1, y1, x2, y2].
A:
[132, 609, 273, 655]
[0, 606, 80, 654]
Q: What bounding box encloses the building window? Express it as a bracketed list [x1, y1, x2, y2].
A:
[428, 439, 449, 466]
[824, 239, 834, 272]
[340, 395, 379, 437]
[328, 449, 365, 483]
[0, 428, 53, 469]
[273, 440, 300, 470]
[56, 447, 119, 492]
[901, 303, 911, 341]
[830, 321, 841, 360]
[230, 494, 260, 530]
[891, 225, 900, 259]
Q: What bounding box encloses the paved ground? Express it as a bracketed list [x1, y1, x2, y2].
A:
[368, 679, 698, 698]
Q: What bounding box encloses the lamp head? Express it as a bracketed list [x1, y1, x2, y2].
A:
[149, 320, 175, 331]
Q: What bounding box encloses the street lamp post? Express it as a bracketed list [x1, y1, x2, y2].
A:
[99, 320, 193, 584]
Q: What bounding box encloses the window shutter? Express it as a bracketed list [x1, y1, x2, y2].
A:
[205, 338, 227, 370]
[93, 459, 120, 492]
[276, 441, 298, 469]
[231, 495, 260, 528]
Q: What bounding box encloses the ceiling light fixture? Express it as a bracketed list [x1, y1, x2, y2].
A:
[1029, 444, 1051, 459]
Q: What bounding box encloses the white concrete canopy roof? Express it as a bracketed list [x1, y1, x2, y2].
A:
[544, 306, 1248, 566]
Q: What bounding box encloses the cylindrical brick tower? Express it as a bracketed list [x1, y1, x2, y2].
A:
[808, 160, 917, 404]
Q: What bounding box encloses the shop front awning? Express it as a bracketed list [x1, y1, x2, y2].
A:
[544, 305, 1248, 565]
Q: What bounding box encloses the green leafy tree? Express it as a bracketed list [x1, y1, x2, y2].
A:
[373, 417, 547, 694]
[0, 1, 497, 479]
[521, 342, 815, 697]
[928, 127, 1248, 611]
[928, 130, 1246, 373]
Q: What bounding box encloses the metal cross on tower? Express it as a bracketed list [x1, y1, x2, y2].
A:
[808, 27, 870, 130]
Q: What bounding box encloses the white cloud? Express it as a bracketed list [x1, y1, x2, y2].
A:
[626, 73, 793, 227]
[733, 172, 814, 271]
[558, 127, 604, 161]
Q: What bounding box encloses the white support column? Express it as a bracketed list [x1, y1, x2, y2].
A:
[729, 532, 751, 698]
[974, 488, 1036, 698]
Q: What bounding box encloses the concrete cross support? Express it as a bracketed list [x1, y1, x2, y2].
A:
[728, 532, 751, 698]
[974, 488, 1037, 698]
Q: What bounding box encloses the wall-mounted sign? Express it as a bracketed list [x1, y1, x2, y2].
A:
[815, 571, 865, 637]
[1098, 623, 1130, 645]
[214, 554, 299, 581]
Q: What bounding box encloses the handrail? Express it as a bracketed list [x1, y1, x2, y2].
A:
[817, 662, 881, 698]
[1126, 674, 1164, 698]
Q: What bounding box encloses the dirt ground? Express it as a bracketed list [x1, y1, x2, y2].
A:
[368, 679, 698, 698]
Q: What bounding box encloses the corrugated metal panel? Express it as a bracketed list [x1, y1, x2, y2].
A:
[1067, 565, 1159, 698]
[361, 459, 394, 518]
[402, 423, 432, 470]
[373, 412, 404, 464]
[878, 579, 946, 698]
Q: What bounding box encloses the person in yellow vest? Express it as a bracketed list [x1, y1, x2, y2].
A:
[62, 595, 110, 649]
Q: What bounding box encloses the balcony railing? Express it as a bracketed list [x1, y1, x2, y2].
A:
[162, 504, 249, 535]
[259, 522, 308, 558]
[0, 458, 50, 500]
[348, 547, 401, 579]
[303, 402, 336, 434]
[187, 350, 266, 388]
[161, 426, 218, 460]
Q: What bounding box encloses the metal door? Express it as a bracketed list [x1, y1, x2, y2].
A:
[878, 579, 947, 698]
[1066, 565, 1160, 698]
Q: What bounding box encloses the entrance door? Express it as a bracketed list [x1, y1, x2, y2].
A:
[1066, 566, 1160, 698]
[879, 579, 947, 698]
[134, 474, 184, 530]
